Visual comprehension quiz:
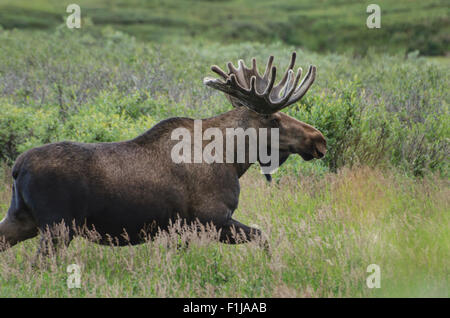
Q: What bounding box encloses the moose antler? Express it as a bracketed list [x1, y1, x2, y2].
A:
[203, 52, 316, 114]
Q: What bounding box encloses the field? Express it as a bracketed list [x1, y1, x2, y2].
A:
[0, 166, 448, 297]
[0, 0, 449, 55]
[0, 0, 449, 297]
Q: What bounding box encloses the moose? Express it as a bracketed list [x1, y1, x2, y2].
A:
[0, 52, 326, 254]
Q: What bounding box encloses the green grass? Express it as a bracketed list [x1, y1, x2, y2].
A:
[0, 166, 448, 297]
[0, 0, 448, 55]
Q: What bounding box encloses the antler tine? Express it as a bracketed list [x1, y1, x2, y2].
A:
[227, 61, 238, 74]
[263, 66, 277, 97]
[281, 69, 293, 98]
[262, 56, 274, 79]
[211, 65, 228, 80]
[287, 65, 316, 104]
[251, 58, 259, 75]
[228, 61, 247, 88]
[238, 59, 247, 70]
[274, 52, 297, 92]
[274, 67, 303, 106]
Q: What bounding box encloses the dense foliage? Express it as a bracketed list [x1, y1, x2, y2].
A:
[0, 28, 448, 177]
[0, 0, 448, 56]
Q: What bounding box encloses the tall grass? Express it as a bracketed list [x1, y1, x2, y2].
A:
[0, 166, 448, 297]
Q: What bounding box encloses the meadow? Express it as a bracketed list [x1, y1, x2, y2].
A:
[0, 0, 448, 56]
[0, 1, 449, 297]
[0, 165, 448, 297]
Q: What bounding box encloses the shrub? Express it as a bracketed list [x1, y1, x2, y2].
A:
[0, 29, 448, 177]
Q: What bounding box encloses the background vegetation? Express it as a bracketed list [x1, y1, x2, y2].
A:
[0, 0, 449, 56]
[0, 28, 447, 176]
[0, 0, 448, 297]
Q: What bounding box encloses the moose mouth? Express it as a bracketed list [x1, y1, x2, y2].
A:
[299, 146, 326, 161]
[300, 153, 314, 161]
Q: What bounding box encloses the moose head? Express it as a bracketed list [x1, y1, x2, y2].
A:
[203, 52, 327, 180]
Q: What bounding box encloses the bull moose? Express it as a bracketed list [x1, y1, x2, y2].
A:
[0, 52, 326, 254]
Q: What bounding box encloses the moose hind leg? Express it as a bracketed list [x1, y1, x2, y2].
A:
[0, 214, 38, 251]
[0, 180, 38, 251]
[219, 219, 270, 253]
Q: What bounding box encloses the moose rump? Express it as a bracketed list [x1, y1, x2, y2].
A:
[1, 139, 192, 249]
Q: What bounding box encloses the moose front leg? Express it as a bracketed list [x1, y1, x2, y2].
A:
[219, 219, 270, 254]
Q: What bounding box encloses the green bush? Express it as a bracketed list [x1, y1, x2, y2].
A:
[0, 103, 40, 165]
[0, 95, 157, 163]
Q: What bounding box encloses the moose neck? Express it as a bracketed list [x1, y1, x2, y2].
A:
[202, 107, 263, 178]
[132, 107, 268, 179]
